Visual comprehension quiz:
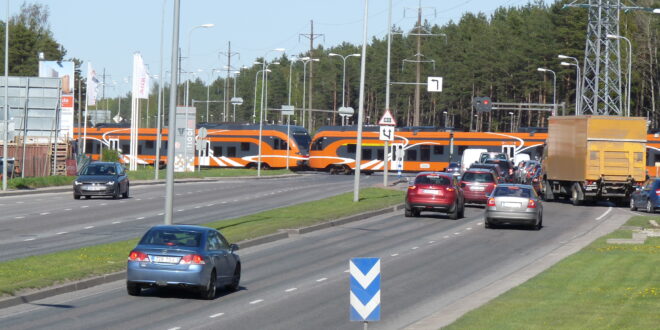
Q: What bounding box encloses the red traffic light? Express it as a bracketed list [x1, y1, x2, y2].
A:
[483, 100, 489, 105]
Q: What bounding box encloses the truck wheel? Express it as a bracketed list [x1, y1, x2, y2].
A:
[646, 200, 655, 214]
[629, 198, 637, 211]
[571, 185, 582, 206]
[542, 180, 554, 201]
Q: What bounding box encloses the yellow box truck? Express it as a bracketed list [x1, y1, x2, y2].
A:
[541, 116, 647, 205]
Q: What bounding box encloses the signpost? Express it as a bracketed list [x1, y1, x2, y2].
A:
[378, 110, 396, 187]
[350, 257, 381, 328]
[282, 105, 295, 169]
[338, 106, 354, 126]
[427, 76, 443, 92]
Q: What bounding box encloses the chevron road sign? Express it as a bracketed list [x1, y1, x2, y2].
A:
[350, 258, 381, 322]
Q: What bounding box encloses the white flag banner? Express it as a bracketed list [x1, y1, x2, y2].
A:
[132, 53, 149, 99]
[86, 62, 99, 106]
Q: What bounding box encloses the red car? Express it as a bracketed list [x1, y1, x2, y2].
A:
[405, 172, 464, 219]
[460, 169, 498, 204]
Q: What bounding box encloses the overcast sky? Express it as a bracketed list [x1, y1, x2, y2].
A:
[10, 0, 540, 97]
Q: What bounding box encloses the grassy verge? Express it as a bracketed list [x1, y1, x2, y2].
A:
[0, 187, 403, 296]
[5, 167, 293, 189]
[446, 215, 660, 329]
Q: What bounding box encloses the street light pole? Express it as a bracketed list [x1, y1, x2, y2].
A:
[165, 0, 181, 225]
[560, 60, 581, 115]
[252, 67, 269, 124]
[299, 57, 318, 129]
[263, 61, 280, 123]
[257, 48, 285, 178]
[537, 67, 557, 116]
[509, 112, 514, 132]
[183, 24, 213, 108]
[2, 0, 9, 191]
[607, 34, 632, 117]
[383, 0, 393, 187]
[443, 111, 448, 128]
[353, 0, 369, 203]
[154, 0, 166, 180]
[329, 52, 360, 125]
[558, 55, 581, 114]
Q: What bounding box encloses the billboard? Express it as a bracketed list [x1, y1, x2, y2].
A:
[174, 106, 196, 172]
[39, 61, 75, 138]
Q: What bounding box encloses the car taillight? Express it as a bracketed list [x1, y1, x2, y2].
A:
[128, 251, 149, 262]
[487, 198, 496, 207]
[655, 189, 660, 196]
[446, 187, 455, 192]
[408, 185, 417, 190]
[180, 254, 205, 265]
[527, 199, 537, 208]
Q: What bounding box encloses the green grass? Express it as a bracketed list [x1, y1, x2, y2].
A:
[446, 215, 660, 330]
[0, 188, 404, 296]
[4, 167, 293, 189]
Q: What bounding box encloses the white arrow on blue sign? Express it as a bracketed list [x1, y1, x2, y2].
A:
[350, 258, 381, 322]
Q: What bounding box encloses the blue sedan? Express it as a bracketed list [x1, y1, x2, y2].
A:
[126, 225, 241, 299]
[630, 178, 660, 213]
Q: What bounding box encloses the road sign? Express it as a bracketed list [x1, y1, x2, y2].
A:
[473, 97, 492, 113]
[379, 126, 394, 141]
[281, 105, 295, 116]
[427, 76, 443, 92]
[378, 109, 396, 126]
[350, 258, 381, 322]
[113, 114, 123, 123]
[198, 127, 208, 138]
[338, 106, 355, 115]
[230, 97, 243, 106]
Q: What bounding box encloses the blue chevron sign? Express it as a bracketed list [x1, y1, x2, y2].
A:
[349, 257, 381, 322]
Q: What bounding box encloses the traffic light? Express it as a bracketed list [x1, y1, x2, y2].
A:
[473, 97, 493, 113]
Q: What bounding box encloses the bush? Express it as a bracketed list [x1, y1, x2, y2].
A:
[100, 149, 120, 162]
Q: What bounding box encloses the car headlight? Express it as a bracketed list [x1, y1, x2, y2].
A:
[106, 181, 115, 185]
[74, 180, 82, 185]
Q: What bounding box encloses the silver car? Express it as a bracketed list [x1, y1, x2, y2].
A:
[485, 184, 543, 230]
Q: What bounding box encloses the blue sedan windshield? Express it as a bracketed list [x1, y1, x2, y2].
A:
[139, 229, 202, 247]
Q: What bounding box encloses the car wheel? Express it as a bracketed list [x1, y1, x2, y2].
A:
[112, 187, 120, 200]
[646, 200, 655, 214]
[74, 194, 81, 200]
[449, 202, 459, 220]
[84, 195, 91, 199]
[532, 215, 542, 231]
[630, 198, 637, 211]
[412, 209, 421, 217]
[126, 282, 141, 296]
[404, 209, 412, 217]
[484, 218, 493, 229]
[226, 263, 241, 292]
[122, 184, 129, 198]
[200, 270, 216, 300]
[458, 203, 465, 218]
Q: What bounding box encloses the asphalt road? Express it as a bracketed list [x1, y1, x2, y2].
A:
[0, 173, 380, 262]
[0, 198, 631, 330]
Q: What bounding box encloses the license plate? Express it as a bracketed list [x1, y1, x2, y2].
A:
[470, 186, 485, 191]
[85, 185, 105, 191]
[152, 256, 180, 264]
[502, 202, 521, 208]
[422, 189, 439, 194]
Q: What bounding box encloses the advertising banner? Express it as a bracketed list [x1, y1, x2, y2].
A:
[174, 106, 196, 172]
[39, 60, 75, 138]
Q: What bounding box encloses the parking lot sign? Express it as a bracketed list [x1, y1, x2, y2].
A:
[350, 258, 381, 322]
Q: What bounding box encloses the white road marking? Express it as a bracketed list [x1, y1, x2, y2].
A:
[187, 192, 192, 194]
[466, 227, 472, 230]
[391, 253, 399, 257]
[207, 204, 214, 207]
[64, 209, 72, 211]
[344, 269, 350, 273]
[157, 213, 164, 216]
[176, 194, 182, 196]
[56, 232, 67, 235]
[15, 216, 24, 219]
[168, 327, 181, 330]
[23, 238, 35, 241]
[232, 200, 239, 202]
[84, 226, 94, 229]
[285, 288, 297, 293]
[411, 246, 419, 250]
[595, 207, 613, 221]
[194, 206, 201, 209]
[100, 203, 107, 206]
[444, 235, 450, 239]
[428, 241, 435, 244]
[16, 201, 23, 204]
[136, 199, 142, 201]
[81, 206, 89, 208]
[477, 222, 483, 225]
[221, 201, 227, 204]
[316, 278, 327, 282]
[112, 221, 121, 224]
[454, 232, 460, 235]
[209, 313, 224, 318]
[249, 299, 264, 305]
[137, 217, 145, 220]
[40, 212, 50, 215]
[177, 209, 185, 212]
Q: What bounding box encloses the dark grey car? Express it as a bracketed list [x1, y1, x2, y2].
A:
[73, 162, 129, 199]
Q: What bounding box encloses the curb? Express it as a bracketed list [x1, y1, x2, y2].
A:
[0, 203, 404, 309]
[0, 174, 301, 197]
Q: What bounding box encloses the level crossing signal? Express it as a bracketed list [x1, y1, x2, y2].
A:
[473, 97, 492, 113]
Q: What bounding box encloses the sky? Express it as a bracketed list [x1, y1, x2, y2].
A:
[8, 0, 536, 97]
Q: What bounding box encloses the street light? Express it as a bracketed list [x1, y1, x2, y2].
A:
[537, 67, 557, 115]
[252, 68, 270, 123]
[508, 112, 515, 132]
[201, 68, 221, 122]
[299, 57, 319, 129]
[232, 69, 243, 121]
[183, 23, 214, 106]
[258, 48, 285, 177]
[328, 52, 360, 125]
[558, 54, 581, 115]
[443, 110, 448, 128]
[607, 34, 632, 116]
[263, 61, 280, 121]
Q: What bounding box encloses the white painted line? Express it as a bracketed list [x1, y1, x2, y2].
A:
[112, 221, 121, 224]
[15, 216, 24, 219]
[454, 232, 460, 235]
[84, 226, 94, 229]
[157, 213, 164, 216]
[411, 246, 419, 250]
[40, 212, 50, 215]
[344, 269, 350, 273]
[477, 222, 483, 225]
[209, 313, 224, 318]
[187, 192, 192, 194]
[81, 206, 89, 208]
[16, 201, 24, 204]
[466, 227, 472, 230]
[391, 253, 399, 257]
[249, 299, 264, 305]
[428, 241, 435, 244]
[23, 238, 35, 241]
[444, 235, 450, 239]
[137, 217, 145, 220]
[56, 232, 67, 235]
[207, 203, 215, 207]
[194, 206, 201, 209]
[176, 194, 182, 196]
[316, 278, 327, 282]
[285, 288, 297, 293]
[221, 201, 227, 204]
[168, 327, 181, 330]
[177, 209, 185, 212]
[64, 208, 72, 211]
[232, 200, 239, 202]
[595, 207, 613, 221]
[136, 199, 142, 201]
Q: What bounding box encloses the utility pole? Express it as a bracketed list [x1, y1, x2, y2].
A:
[300, 20, 324, 130]
[414, 3, 421, 126]
[219, 41, 239, 122]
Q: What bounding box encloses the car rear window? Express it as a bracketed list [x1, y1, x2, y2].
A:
[493, 186, 531, 198]
[462, 172, 494, 183]
[486, 160, 511, 171]
[415, 175, 451, 186]
[140, 229, 203, 247]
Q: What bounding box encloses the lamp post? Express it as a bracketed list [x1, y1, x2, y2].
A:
[2, 0, 8, 191]
[183, 23, 214, 107]
[252, 67, 270, 124]
[607, 34, 632, 116]
[232, 69, 242, 121]
[329, 52, 360, 125]
[508, 112, 515, 132]
[537, 67, 557, 116]
[287, 56, 298, 107]
[263, 61, 280, 122]
[560, 60, 581, 115]
[299, 57, 319, 129]
[155, 0, 166, 180]
[443, 111, 448, 128]
[257, 48, 285, 177]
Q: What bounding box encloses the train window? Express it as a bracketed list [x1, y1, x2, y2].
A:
[433, 146, 444, 155]
[241, 142, 250, 151]
[362, 149, 372, 160]
[457, 146, 468, 156]
[347, 144, 356, 154]
[311, 138, 324, 151]
[272, 138, 288, 150]
[121, 143, 130, 154]
[377, 149, 384, 160]
[227, 146, 236, 157]
[85, 141, 94, 154]
[420, 145, 431, 161]
[213, 146, 222, 156]
[406, 149, 417, 161]
[146, 140, 154, 149]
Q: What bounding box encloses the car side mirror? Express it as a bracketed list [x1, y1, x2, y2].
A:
[230, 243, 240, 252]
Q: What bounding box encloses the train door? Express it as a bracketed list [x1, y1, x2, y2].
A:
[391, 143, 405, 171]
[198, 140, 211, 166]
[502, 144, 516, 160]
[109, 139, 120, 152]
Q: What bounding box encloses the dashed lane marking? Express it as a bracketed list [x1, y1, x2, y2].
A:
[84, 226, 94, 229]
[100, 203, 107, 206]
[316, 278, 327, 282]
[466, 227, 472, 230]
[177, 209, 185, 212]
[64, 209, 72, 211]
[15, 216, 24, 219]
[209, 313, 224, 318]
[477, 222, 483, 225]
[454, 232, 460, 235]
[391, 253, 399, 257]
[81, 206, 89, 208]
[249, 299, 264, 305]
[157, 213, 164, 216]
[40, 212, 50, 215]
[112, 221, 121, 224]
[137, 217, 145, 220]
[411, 246, 419, 250]
[194, 206, 201, 209]
[168, 327, 181, 330]
[23, 238, 35, 241]
[444, 235, 450, 239]
[285, 288, 297, 293]
[428, 241, 435, 244]
[56, 232, 67, 235]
